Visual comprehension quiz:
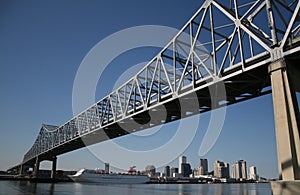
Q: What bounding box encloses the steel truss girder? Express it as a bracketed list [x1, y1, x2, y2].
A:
[23, 0, 300, 164]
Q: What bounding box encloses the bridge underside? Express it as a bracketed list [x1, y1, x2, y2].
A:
[22, 59, 274, 167]
[7, 0, 300, 183]
[9, 50, 300, 178]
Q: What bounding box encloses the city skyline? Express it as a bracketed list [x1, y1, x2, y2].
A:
[140, 156, 261, 180]
[0, 0, 281, 179]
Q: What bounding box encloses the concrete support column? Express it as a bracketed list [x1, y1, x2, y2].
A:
[19, 164, 24, 175]
[50, 156, 57, 179]
[33, 156, 40, 178]
[19, 164, 29, 176]
[269, 59, 300, 180]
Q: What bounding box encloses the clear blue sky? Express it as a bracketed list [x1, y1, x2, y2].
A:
[0, 0, 282, 179]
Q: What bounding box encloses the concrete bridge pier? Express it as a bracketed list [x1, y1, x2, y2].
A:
[18, 164, 30, 176]
[32, 156, 57, 179]
[269, 59, 300, 194]
[50, 156, 57, 179]
[18, 164, 24, 175]
[33, 156, 40, 178]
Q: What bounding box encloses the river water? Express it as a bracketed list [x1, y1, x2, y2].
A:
[0, 180, 272, 195]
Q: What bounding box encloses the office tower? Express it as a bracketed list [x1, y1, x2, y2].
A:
[199, 158, 208, 175]
[214, 160, 230, 178]
[181, 163, 192, 177]
[241, 160, 247, 179]
[145, 165, 156, 177]
[223, 163, 230, 178]
[232, 163, 240, 179]
[164, 166, 170, 177]
[214, 161, 218, 177]
[249, 166, 258, 180]
[171, 167, 178, 177]
[232, 160, 247, 179]
[105, 163, 109, 173]
[179, 156, 187, 174]
[193, 158, 208, 176]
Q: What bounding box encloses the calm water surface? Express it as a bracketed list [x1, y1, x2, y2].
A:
[0, 181, 272, 195]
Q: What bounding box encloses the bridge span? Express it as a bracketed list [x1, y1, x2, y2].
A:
[8, 0, 300, 182]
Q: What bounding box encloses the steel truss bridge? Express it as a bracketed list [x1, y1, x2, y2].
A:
[8, 0, 300, 181]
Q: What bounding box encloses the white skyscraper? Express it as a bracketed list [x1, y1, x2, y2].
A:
[232, 163, 239, 179]
[179, 156, 187, 174]
[249, 166, 258, 180]
[232, 160, 247, 179]
[214, 160, 230, 178]
[241, 160, 247, 179]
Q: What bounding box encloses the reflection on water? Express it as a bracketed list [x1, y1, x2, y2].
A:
[213, 183, 272, 195]
[0, 181, 272, 195]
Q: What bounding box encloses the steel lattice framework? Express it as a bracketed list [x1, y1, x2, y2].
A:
[21, 0, 300, 165]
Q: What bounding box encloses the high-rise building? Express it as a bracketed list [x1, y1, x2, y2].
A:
[213, 161, 218, 177]
[199, 158, 208, 175]
[164, 166, 170, 177]
[179, 156, 187, 174]
[105, 163, 109, 173]
[193, 158, 208, 176]
[181, 163, 192, 177]
[171, 167, 178, 177]
[223, 163, 230, 178]
[232, 163, 240, 179]
[241, 161, 247, 179]
[249, 166, 258, 180]
[232, 160, 247, 179]
[214, 160, 230, 178]
[145, 165, 156, 177]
